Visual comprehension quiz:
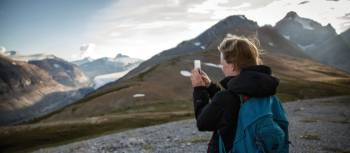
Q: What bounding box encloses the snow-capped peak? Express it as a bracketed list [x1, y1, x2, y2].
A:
[294, 16, 314, 30]
[4, 52, 57, 62]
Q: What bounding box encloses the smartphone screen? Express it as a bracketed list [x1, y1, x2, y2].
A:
[194, 60, 201, 70]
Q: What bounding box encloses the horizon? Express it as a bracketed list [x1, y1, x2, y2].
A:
[1, 0, 349, 61]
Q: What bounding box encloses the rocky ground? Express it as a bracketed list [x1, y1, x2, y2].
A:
[34, 96, 350, 153]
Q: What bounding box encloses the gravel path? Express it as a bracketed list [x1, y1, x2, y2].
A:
[34, 96, 350, 153]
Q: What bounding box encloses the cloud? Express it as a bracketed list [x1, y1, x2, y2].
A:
[240, 0, 350, 33]
[0, 46, 6, 53]
[82, 0, 350, 60]
[84, 0, 270, 60]
[78, 43, 96, 59]
[84, 0, 220, 60]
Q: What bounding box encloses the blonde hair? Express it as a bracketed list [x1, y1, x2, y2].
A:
[218, 35, 262, 71]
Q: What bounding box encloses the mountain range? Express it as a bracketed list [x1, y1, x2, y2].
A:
[1, 11, 350, 153]
[37, 11, 350, 122]
[0, 50, 144, 125]
[275, 11, 350, 73]
[0, 52, 93, 125]
[72, 53, 143, 88]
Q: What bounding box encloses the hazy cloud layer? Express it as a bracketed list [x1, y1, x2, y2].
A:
[83, 0, 350, 60]
[1, 0, 349, 60]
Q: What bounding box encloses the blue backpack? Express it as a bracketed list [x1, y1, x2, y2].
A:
[218, 96, 289, 153]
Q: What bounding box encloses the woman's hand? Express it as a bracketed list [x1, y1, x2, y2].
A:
[191, 69, 206, 87]
[200, 70, 211, 87]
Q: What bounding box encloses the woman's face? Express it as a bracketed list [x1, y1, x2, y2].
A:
[220, 52, 237, 76]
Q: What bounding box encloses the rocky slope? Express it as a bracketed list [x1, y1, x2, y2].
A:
[307, 29, 350, 73]
[275, 11, 350, 73]
[34, 96, 350, 153]
[29, 57, 90, 87]
[275, 11, 337, 49]
[0, 54, 92, 125]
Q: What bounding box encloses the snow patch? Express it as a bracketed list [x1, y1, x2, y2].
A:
[72, 57, 93, 65]
[200, 46, 206, 50]
[238, 15, 246, 20]
[297, 44, 315, 50]
[8, 54, 56, 62]
[268, 42, 274, 46]
[53, 64, 60, 68]
[180, 70, 191, 77]
[204, 63, 223, 69]
[25, 79, 31, 85]
[133, 94, 145, 98]
[283, 35, 290, 40]
[225, 33, 240, 38]
[115, 57, 142, 66]
[194, 42, 201, 46]
[294, 17, 314, 30]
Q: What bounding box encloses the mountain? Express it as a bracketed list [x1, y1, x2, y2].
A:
[275, 11, 350, 73]
[71, 57, 93, 65]
[0, 54, 93, 125]
[275, 11, 337, 49]
[0, 55, 59, 100]
[307, 29, 350, 72]
[2, 50, 17, 56]
[36, 15, 350, 123]
[340, 29, 350, 44]
[5, 52, 91, 87]
[119, 15, 260, 82]
[5, 52, 56, 61]
[73, 53, 143, 79]
[29, 57, 90, 87]
[73, 53, 143, 88]
[257, 25, 309, 58]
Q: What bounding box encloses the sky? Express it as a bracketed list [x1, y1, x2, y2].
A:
[0, 0, 349, 61]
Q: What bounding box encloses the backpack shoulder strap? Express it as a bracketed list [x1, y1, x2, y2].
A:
[217, 130, 227, 153]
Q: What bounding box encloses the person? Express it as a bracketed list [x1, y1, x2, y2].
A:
[190, 35, 280, 153]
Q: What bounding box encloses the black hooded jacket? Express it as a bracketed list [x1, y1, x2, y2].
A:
[192, 65, 279, 153]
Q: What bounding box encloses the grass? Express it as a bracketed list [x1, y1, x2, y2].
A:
[186, 136, 210, 144]
[25, 83, 135, 124]
[136, 65, 159, 81]
[300, 118, 319, 123]
[142, 144, 154, 153]
[300, 117, 350, 124]
[322, 145, 350, 153]
[276, 78, 350, 102]
[0, 101, 194, 153]
[312, 69, 347, 77]
[110, 100, 193, 114]
[299, 133, 320, 140]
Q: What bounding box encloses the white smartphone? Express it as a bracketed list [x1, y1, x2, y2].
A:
[194, 60, 201, 70]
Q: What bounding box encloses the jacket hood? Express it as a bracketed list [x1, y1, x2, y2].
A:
[227, 65, 279, 97]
